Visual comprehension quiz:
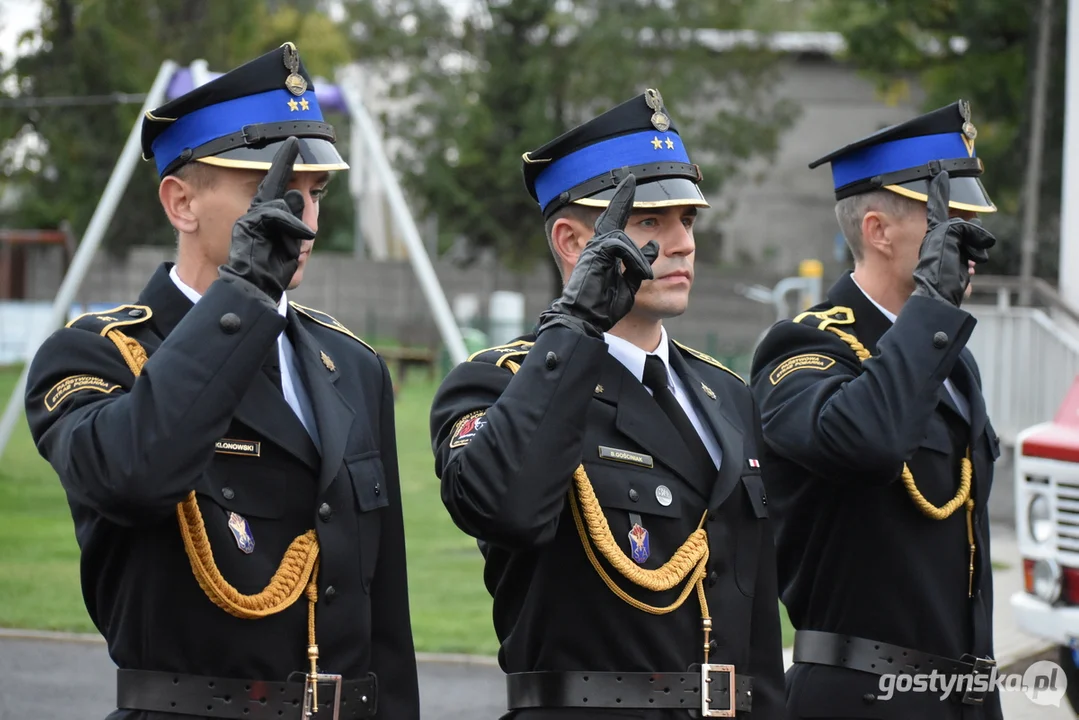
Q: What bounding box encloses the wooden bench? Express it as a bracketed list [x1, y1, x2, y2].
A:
[376, 346, 438, 390]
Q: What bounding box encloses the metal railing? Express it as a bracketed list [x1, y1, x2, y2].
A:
[965, 276, 1079, 446]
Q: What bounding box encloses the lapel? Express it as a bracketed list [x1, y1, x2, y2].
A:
[593, 351, 708, 500]
[287, 307, 357, 494]
[667, 346, 745, 509]
[139, 263, 320, 470]
[954, 349, 987, 438]
[232, 369, 322, 471]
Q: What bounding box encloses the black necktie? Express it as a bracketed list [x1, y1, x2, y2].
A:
[642, 354, 715, 474]
[263, 341, 284, 393]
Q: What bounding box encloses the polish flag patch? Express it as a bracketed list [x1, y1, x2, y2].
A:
[748, 458, 760, 468]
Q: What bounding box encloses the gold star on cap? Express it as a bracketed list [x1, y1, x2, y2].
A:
[321, 350, 336, 372]
[665, 137, 674, 149]
[299, 97, 310, 111]
[651, 136, 662, 150]
[288, 98, 300, 112]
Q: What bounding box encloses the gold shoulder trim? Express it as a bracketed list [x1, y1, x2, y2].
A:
[672, 340, 745, 385]
[792, 306, 856, 331]
[289, 302, 376, 354]
[466, 340, 535, 367]
[65, 304, 153, 336]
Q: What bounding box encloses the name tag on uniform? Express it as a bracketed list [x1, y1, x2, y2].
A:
[215, 439, 261, 457]
[598, 446, 653, 469]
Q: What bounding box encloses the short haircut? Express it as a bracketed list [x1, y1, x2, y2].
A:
[544, 203, 603, 278]
[834, 189, 923, 262]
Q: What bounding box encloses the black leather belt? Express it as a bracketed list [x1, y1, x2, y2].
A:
[793, 630, 996, 706]
[116, 668, 378, 719]
[507, 666, 753, 717]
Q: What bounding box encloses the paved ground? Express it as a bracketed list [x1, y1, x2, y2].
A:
[1, 511, 1074, 719]
[0, 637, 507, 719]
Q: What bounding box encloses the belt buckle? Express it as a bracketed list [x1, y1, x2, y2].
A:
[960, 656, 995, 706]
[701, 664, 736, 718]
[301, 673, 343, 720]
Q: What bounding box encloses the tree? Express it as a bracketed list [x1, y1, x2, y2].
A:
[814, 0, 1067, 280]
[0, 0, 355, 256]
[345, 0, 800, 288]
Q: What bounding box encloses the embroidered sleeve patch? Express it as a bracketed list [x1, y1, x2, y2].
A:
[45, 375, 121, 411]
[449, 410, 487, 448]
[769, 354, 836, 385]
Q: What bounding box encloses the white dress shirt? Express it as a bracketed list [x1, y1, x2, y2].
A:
[169, 266, 322, 445]
[604, 326, 724, 470]
[851, 274, 971, 423]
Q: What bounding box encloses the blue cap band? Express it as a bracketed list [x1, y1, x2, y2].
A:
[830, 132, 973, 190]
[534, 130, 691, 210]
[151, 88, 325, 175]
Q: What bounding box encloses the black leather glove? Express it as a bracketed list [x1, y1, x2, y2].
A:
[910, 170, 996, 308]
[218, 137, 316, 306]
[536, 174, 659, 338]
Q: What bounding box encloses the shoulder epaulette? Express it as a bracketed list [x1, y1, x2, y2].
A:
[65, 304, 152, 336]
[467, 340, 535, 369]
[672, 340, 745, 385]
[290, 302, 376, 355]
[792, 306, 856, 331]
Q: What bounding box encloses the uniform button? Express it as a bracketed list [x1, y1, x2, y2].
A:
[708, 570, 718, 587]
[128, 308, 144, 318]
[374, 482, 381, 496]
[318, 503, 332, 521]
[325, 586, 336, 602]
[862, 693, 877, 704]
[707, 512, 716, 523]
[545, 351, 558, 369]
[933, 331, 948, 348]
[221, 487, 235, 501]
[628, 488, 639, 502]
[219, 313, 242, 334]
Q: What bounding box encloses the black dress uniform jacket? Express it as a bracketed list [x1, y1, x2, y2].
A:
[430, 325, 786, 720]
[749, 272, 1002, 720]
[24, 262, 419, 720]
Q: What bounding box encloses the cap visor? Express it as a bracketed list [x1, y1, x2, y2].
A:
[885, 175, 996, 213]
[196, 137, 349, 172]
[572, 177, 709, 210]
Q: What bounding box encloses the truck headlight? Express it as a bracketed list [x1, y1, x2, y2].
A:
[1029, 494, 1052, 543]
[1033, 558, 1063, 604]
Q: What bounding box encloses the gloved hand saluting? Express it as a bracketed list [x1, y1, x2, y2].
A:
[910, 170, 996, 308]
[219, 136, 316, 307]
[536, 174, 659, 338]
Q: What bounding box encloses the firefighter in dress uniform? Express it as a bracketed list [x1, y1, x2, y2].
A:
[430, 89, 786, 719]
[749, 100, 1003, 719]
[24, 43, 420, 720]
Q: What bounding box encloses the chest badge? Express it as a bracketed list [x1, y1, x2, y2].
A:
[628, 522, 650, 564]
[227, 512, 255, 554]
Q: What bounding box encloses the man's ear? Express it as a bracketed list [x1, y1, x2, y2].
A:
[550, 216, 587, 270]
[860, 210, 892, 259]
[159, 175, 199, 235]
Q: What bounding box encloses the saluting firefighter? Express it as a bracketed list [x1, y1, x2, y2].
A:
[749, 101, 1003, 719]
[430, 89, 785, 719]
[24, 43, 419, 719]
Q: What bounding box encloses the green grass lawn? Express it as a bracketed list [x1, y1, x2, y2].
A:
[0, 364, 793, 652]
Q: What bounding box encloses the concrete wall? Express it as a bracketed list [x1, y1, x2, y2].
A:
[716, 57, 923, 276]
